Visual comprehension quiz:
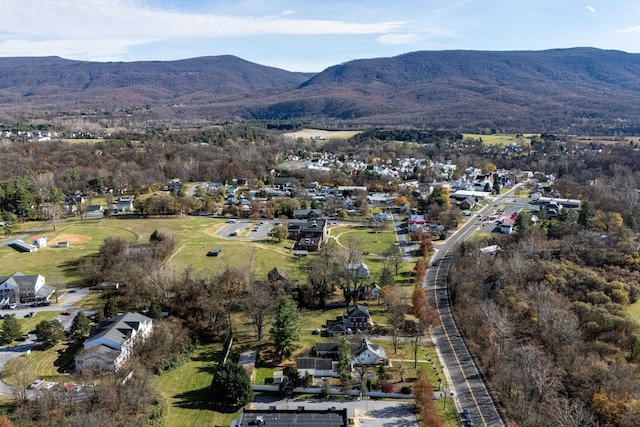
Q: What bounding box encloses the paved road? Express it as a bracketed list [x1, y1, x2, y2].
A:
[0, 221, 52, 248]
[425, 186, 525, 427]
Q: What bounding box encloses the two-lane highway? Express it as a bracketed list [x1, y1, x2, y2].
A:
[425, 186, 525, 426]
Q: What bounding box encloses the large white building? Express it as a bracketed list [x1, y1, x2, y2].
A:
[0, 272, 55, 306]
[75, 312, 153, 372]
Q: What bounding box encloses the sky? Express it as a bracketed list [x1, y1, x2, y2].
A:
[1, 0, 640, 72]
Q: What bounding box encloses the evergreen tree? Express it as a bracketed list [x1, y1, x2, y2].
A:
[35, 320, 65, 349]
[270, 296, 300, 360]
[338, 338, 353, 394]
[578, 200, 594, 228]
[70, 311, 91, 339]
[104, 296, 118, 319]
[1, 314, 22, 344]
[210, 361, 254, 413]
[149, 300, 163, 321]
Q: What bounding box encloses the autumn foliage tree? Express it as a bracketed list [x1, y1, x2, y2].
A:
[414, 258, 428, 283]
[414, 370, 444, 427]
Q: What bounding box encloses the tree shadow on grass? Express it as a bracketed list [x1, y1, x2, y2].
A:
[54, 342, 83, 374]
[173, 386, 214, 410]
[191, 347, 224, 363]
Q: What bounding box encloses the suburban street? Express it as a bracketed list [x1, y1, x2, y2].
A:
[424, 186, 524, 427]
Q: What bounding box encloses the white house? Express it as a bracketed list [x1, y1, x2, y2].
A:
[116, 196, 134, 212]
[75, 312, 153, 372]
[351, 338, 389, 366]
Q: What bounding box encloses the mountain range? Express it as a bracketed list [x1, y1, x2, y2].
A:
[2, 48, 640, 133]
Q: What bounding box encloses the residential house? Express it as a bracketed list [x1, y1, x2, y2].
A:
[288, 219, 328, 252]
[0, 272, 55, 305]
[500, 218, 515, 234]
[408, 214, 427, 232]
[75, 312, 153, 372]
[295, 357, 338, 378]
[315, 338, 388, 366]
[64, 195, 85, 213]
[86, 205, 104, 216]
[166, 179, 182, 191]
[458, 197, 476, 210]
[116, 196, 134, 212]
[351, 338, 389, 366]
[325, 304, 373, 336]
[292, 209, 322, 219]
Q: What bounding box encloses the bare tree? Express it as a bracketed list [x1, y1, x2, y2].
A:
[382, 285, 405, 353]
[548, 397, 598, 427]
[244, 282, 276, 341]
[383, 245, 404, 275]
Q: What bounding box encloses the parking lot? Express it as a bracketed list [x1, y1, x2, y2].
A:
[218, 219, 275, 240]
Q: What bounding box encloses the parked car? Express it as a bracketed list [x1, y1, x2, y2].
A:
[50, 318, 62, 323]
[67, 289, 76, 293]
[24, 312, 34, 318]
[28, 379, 44, 389]
[8, 303, 17, 309]
[60, 311, 72, 316]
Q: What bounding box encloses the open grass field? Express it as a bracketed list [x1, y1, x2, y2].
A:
[0, 220, 138, 284]
[331, 225, 398, 255]
[0, 216, 303, 285]
[462, 133, 538, 146]
[283, 129, 361, 140]
[154, 344, 238, 427]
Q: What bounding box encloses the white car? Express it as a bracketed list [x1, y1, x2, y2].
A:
[8, 303, 17, 309]
[29, 379, 44, 389]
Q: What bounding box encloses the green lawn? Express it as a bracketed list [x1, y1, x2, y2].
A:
[2, 341, 80, 386]
[331, 226, 398, 255]
[154, 344, 239, 427]
[0, 216, 304, 285]
[0, 311, 60, 337]
[0, 220, 138, 284]
[462, 133, 538, 146]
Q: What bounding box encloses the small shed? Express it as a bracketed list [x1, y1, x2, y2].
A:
[206, 248, 222, 257]
[58, 240, 70, 249]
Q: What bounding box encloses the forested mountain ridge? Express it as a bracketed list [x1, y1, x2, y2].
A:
[3, 48, 640, 133]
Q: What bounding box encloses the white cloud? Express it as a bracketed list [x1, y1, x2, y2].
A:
[615, 26, 640, 34]
[377, 33, 419, 46]
[586, 5, 596, 13]
[0, 0, 404, 60]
